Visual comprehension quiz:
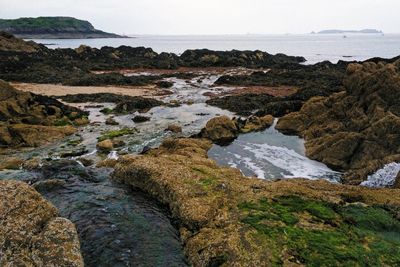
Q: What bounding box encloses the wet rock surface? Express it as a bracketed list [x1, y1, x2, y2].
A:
[277, 60, 400, 184]
[113, 138, 400, 266]
[207, 62, 347, 116]
[0, 180, 84, 266]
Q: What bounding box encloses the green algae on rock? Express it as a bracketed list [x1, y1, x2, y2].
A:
[112, 137, 400, 266]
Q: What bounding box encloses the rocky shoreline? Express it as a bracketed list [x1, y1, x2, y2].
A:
[113, 138, 400, 266]
[1, 34, 400, 266]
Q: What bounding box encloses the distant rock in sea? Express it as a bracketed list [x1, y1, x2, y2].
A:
[318, 29, 383, 34]
[0, 16, 127, 39]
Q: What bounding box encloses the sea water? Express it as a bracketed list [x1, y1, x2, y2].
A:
[29, 33, 400, 64]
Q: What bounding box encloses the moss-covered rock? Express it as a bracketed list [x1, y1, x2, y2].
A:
[97, 128, 135, 142]
[112, 138, 400, 266]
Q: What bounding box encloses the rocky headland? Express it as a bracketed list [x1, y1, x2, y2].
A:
[0, 17, 124, 39]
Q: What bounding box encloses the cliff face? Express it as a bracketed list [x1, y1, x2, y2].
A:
[0, 17, 123, 39]
[277, 60, 400, 184]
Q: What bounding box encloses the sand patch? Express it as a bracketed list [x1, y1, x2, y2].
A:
[11, 83, 164, 97]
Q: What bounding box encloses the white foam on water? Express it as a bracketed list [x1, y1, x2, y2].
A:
[107, 151, 119, 160]
[361, 162, 400, 188]
[242, 156, 267, 179]
[240, 141, 340, 181]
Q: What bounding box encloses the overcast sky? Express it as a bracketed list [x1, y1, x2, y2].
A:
[1, 0, 399, 35]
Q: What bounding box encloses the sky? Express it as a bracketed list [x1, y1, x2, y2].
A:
[1, 0, 399, 35]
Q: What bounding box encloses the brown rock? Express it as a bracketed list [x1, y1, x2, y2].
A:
[166, 124, 182, 133]
[0, 180, 83, 266]
[73, 117, 90, 126]
[105, 117, 119, 125]
[277, 60, 400, 183]
[96, 159, 118, 168]
[22, 158, 42, 170]
[0, 124, 77, 148]
[0, 156, 23, 170]
[0, 80, 86, 149]
[96, 139, 114, 153]
[78, 157, 94, 167]
[394, 171, 400, 188]
[199, 115, 238, 145]
[240, 115, 274, 133]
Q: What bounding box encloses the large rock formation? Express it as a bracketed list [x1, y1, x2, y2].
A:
[0, 180, 83, 266]
[0, 80, 86, 148]
[277, 60, 400, 184]
[198, 115, 274, 145]
[112, 138, 400, 266]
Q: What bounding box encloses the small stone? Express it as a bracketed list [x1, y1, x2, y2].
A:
[132, 115, 150, 123]
[78, 157, 94, 167]
[166, 124, 182, 133]
[0, 157, 23, 170]
[105, 117, 119, 125]
[22, 158, 41, 170]
[96, 159, 118, 168]
[394, 171, 400, 188]
[97, 139, 114, 153]
[33, 179, 67, 192]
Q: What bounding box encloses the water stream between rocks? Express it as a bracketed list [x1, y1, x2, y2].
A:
[0, 71, 341, 266]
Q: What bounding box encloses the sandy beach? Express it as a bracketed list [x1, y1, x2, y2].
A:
[11, 83, 163, 97]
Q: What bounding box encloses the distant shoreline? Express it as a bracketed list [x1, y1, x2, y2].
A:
[0, 16, 128, 39]
[315, 29, 383, 34]
[16, 34, 132, 40]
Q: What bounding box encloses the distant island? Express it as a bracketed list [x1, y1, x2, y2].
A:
[0, 16, 127, 39]
[316, 29, 383, 34]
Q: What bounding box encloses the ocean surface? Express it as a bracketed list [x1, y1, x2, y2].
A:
[30, 33, 400, 64]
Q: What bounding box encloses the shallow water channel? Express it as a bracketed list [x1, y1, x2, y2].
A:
[0, 71, 340, 266]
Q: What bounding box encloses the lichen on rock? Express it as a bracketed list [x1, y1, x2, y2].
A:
[0, 180, 83, 266]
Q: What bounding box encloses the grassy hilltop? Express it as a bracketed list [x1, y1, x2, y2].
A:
[0, 17, 124, 39]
